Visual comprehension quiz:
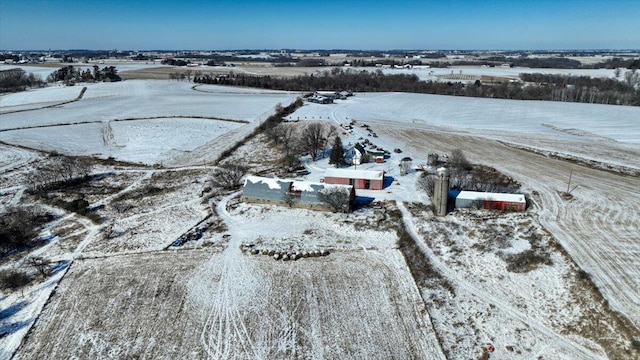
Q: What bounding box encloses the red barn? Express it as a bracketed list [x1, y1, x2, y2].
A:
[454, 191, 526, 212]
[323, 168, 384, 190]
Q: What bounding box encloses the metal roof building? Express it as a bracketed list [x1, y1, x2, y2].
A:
[452, 191, 526, 212]
[242, 176, 354, 212]
[323, 168, 385, 190]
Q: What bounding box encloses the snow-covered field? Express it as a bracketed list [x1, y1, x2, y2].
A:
[289, 93, 640, 170]
[1, 80, 639, 359]
[0, 81, 299, 165]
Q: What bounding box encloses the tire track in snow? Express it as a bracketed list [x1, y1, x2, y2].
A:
[0, 143, 38, 174]
[379, 125, 640, 329]
[397, 202, 606, 359]
[195, 192, 260, 359]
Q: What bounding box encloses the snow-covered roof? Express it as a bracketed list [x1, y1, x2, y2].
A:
[324, 168, 384, 181]
[244, 175, 283, 189]
[456, 191, 526, 203]
[293, 179, 352, 192]
[244, 175, 352, 194]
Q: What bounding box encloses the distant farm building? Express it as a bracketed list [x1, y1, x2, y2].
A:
[323, 168, 384, 190]
[242, 176, 354, 212]
[450, 191, 526, 212]
[307, 91, 353, 104]
[307, 95, 333, 104]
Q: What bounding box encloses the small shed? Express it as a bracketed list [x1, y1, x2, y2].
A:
[366, 149, 385, 163]
[452, 191, 526, 212]
[323, 168, 384, 190]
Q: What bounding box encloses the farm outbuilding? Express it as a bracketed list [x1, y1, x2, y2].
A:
[451, 191, 526, 212]
[323, 168, 384, 190]
[242, 175, 355, 212]
[366, 149, 386, 163]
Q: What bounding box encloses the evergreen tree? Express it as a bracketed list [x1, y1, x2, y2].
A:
[329, 136, 345, 167]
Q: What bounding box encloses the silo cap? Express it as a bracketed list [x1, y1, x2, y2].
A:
[437, 167, 449, 176]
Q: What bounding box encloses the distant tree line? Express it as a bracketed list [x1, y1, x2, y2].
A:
[484, 56, 583, 69]
[194, 68, 640, 106]
[47, 65, 121, 85]
[0, 68, 45, 92]
[586, 57, 640, 70]
[519, 72, 639, 104]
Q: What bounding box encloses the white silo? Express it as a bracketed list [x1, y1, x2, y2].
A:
[433, 167, 449, 216]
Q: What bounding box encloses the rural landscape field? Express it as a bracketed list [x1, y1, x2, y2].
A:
[0, 50, 639, 360]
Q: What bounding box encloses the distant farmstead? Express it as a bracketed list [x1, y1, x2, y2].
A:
[323, 168, 384, 190]
[242, 175, 355, 212]
[451, 191, 526, 212]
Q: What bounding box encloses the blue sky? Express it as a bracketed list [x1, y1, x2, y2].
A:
[1, 0, 638, 50]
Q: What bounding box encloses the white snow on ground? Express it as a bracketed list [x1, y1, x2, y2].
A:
[288, 93, 640, 173]
[0, 83, 84, 109]
[290, 93, 640, 143]
[1, 79, 639, 359]
[0, 80, 299, 165]
[0, 118, 244, 165]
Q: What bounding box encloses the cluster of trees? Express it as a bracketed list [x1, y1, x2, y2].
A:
[417, 149, 520, 198]
[264, 121, 337, 169]
[28, 156, 91, 193]
[161, 58, 190, 66]
[0, 206, 52, 258]
[317, 187, 351, 213]
[519, 72, 639, 104]
[485, 56, 582, 69]
[0, 68, 45, 92]
[210, 163, 249, 190]
[195, 68, 640, 106]
[47, 65, 121, 85]
[587, 57, 640, 70]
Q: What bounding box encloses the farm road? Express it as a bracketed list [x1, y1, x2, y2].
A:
[397, 202, 606, 359]
[377, 122, 640, 329]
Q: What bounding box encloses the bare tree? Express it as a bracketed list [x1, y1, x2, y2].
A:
[282, 191, 296, 207]
[416, 174, 436, 197]
[301, 122, 336, 161]
[448, 149, 472, 171]
[264, 123, 286, 144]
[301, 122, 325, 161]
[281, 124, 300, 154]
[210, 162, 249, 190]
[1, 206, 48, 254]
[28, 256, 52, 278]
[0, 269, 33, 291]
[318, 186, 352, 213]
[29, 156, 91, 191]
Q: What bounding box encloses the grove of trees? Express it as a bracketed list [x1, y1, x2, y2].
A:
[0, 206, 51, 258]
[47, 65, 121, 85]
[0, 68, 45, 92]
[194, 67, 640, 106]
[417, 149, 521, 200]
